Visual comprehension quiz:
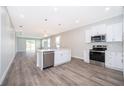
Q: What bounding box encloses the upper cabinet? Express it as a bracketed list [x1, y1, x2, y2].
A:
[85, 22, 122, 43]
[85, 29, 91, 43]
[106, 23, 122, 42]
[91, 24, 106, 36]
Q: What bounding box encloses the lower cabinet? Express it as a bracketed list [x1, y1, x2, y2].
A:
[105, 51, 123, 71]
[83, 50, 90, 63]
[54, 49, 71, 66]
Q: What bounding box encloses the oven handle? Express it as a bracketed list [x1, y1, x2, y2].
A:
[90, 50, 105, 53]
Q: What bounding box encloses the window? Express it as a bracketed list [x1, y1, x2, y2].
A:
[42, 38, 51, 49]
[26, 40, 35, 52]
[55, 36, 61, 48]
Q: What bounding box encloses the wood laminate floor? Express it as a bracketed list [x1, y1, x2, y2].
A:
[2, 52, 124, 86]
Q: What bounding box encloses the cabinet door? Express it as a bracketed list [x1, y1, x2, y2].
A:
[91, 26, 98, 36]
[54, 50, 71, 66]
[83, 50, 89, 63]
[106, 23, 122, 42]
[106, 25, 113, 42]
[98, 24, 106, 35]
[62, 50, 71, 62]
[113, 23, 122, 42]
[54, 51, 63, 66]
[113, 52, 123, 70]
[91, 24, 106, 36]
[85, 30, 91, 43]
[105, 51, 122, 71]
[105, 51, 113, 67]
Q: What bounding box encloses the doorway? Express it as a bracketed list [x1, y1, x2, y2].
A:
[26, 40, 35, 52]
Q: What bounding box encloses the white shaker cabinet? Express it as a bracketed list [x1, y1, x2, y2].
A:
[54, 49, 71, 66]
[84, 23, 122, 43]
[91, 24, 106, 36]
[105, 51, 123, 71]
[106, 23, 122, 42]
[83, 49, 90, 63]
[85, 24, 106, 43]
[37, 49, 71, 70]
[85, 29, 91, 43]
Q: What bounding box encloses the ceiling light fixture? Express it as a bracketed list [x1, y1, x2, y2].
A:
[54, 7, 58, 12]
[20, 14, 24, 18]
[19, 25, 24, 28]
[75, 20, 79, 23]
[105, 7, 110, 11]
[44, 34, 48, 37]
[58, 24, 61, 26]
[44, 19, 48, 21]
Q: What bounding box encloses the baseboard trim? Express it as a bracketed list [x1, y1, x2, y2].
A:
[72, 56, 83, 60]
[17, 50, 25, 52]
[0, 55, 15, 85]
[105, 65, 123, 72]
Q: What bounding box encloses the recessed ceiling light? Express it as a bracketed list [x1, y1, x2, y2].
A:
[19, 25, 24, 28]
[58, 24, 61, 26]
[75, 20, 79, 23]
[44, 19, 48, 21]
[20, 14, 24, 18]
[54, 7, 58, 12]
[44, 34, 48, 37]
[105, 7, 110, 11]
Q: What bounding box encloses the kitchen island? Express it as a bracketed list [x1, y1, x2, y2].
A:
[37, 49, 71, 70]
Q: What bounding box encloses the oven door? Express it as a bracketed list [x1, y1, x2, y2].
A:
[90, 51, 105, 62]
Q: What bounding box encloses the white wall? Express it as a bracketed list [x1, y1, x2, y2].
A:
[60, 28, 85, 59]
[49, 15, 123, 59]
[16, 37, 41, 52]
[0, 7, 16, 85]
[17, 38, 26, 52]
[0, 7, 2, 81]
[123, 7, 124, 77]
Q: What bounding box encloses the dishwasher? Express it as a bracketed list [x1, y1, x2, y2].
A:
[43, 51, 54, 69]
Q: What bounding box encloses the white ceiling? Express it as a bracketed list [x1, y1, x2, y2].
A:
[7, 6, 123, 38]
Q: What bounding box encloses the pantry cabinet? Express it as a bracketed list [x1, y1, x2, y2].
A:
[105, 51, 123, 71]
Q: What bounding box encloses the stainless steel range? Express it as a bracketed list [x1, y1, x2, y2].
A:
[90, 45, 107, 66]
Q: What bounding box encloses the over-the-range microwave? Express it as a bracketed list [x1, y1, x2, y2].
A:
[91, 35, 106, 42]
